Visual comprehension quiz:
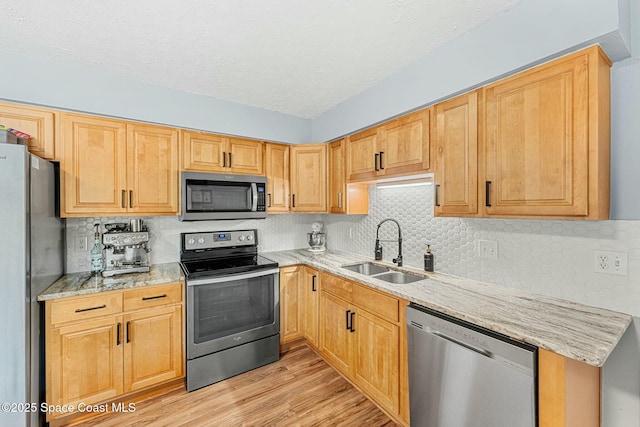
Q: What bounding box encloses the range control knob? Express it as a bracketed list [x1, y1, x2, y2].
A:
[238, 235, 245, 241]
[247, 234, 253, 241]
[187, 238, 195, 245]
[198, 238, 205, 244]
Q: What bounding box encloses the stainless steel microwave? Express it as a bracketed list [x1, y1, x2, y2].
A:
[180, 172, 267, 221]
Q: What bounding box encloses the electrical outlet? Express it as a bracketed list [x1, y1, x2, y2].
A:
[479, 240, 498, 260]
[349, 228, 353, 239]
[74, 236, 88, 252]
[594, 251, 628, 276]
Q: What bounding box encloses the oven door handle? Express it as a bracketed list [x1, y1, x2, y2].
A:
[186, 268, 280, 286]
[251, 183, 258, 212]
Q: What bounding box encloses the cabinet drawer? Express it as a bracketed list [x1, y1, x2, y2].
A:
[352, 283, 399, 323]
[123, 283, 182, 311]
[49, 292, 123, 325]
[322, 273, 353, 301]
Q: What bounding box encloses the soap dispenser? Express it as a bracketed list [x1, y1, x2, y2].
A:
[424, 245, 434, 272]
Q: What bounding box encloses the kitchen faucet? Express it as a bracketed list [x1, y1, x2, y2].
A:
[374, 218, 403, 267]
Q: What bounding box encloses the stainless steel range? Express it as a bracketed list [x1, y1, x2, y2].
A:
[179, 229, 280, 392]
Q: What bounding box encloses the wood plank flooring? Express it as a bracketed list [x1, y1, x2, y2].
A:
[74, 342, 398, 427]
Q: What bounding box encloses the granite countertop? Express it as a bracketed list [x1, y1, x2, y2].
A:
[262, 249, 632, 367]
[37, 263, 183, 301]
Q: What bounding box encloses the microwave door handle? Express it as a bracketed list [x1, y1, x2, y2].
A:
[251, 183, 258, 212]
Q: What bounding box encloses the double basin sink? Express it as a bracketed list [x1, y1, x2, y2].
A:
[342, 262, 423, 284]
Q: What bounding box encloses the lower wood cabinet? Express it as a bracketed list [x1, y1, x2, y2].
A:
[319, 271, 408, 424]
[302, 267, 321, 348]
[279, 266, 302, 344]
[45, 282, 184, 422]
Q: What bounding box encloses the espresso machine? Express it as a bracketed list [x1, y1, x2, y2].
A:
[101, 219, 151, 277]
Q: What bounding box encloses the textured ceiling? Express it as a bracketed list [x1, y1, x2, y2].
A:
[0, 0, 521, 118]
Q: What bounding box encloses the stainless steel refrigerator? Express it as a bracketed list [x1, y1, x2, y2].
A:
[0, 143, 64, 427]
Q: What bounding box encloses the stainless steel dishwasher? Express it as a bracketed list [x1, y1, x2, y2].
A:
[407, 303, 537, 427]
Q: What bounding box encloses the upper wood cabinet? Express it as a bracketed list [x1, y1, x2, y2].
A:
[182, 130, 264, 175]
[0, 101, 56, 159]
[329, 139, 368, 214]
[60, 113, 179, 217]
[433, 90, 480, 217]
[290, 144, 327, 212]
[484, 45, 610, 219]
[265, 143, 290, 213]
[347, 108, 431, 183]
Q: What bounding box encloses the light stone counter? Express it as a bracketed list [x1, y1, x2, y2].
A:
[38, 263, 183, 301]
[262, 249, 631, 367]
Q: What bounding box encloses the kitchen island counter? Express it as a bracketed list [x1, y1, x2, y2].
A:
[37, 262, 183, 301]
[262, 249, 631, 367]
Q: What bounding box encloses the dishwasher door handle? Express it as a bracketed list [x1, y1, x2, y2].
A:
[431, 330, 493, 358]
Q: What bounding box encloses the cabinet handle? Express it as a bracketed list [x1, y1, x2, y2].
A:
[435, 184, 441, 207]
[379, 151, 384, 170]
[485, 181, 492, 207]
[75, 304, 106, 313]
[292, 194, 296, 208]
[117, 322, 122, 346]
[268, 193, 272, 207]
[129, 190, 133, 208]
[126, 321, 131, 343]
[374, 153, 380, 171]
[142, 294, 167, 301]
[121, 190, 126, 208]
[311, 275, 316, 292]
[350, 312, 355, 332]
[346, 310, 351, 330]
[223, 152, 227, 168]
[338, 192, 343, 209]
[228, 152, 232, 167]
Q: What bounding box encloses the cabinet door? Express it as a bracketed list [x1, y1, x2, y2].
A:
[329, 139, 346, 213]
[265, 143, 290, 213]
[123, 305, 183, 392]
[353, 309, 401, 414]
[48, 316, 123, 409]
[279, 266, 302, 343]
[434, 91, 479, 216]
[484, 54, 589, 217]
[290, 144, 327, 212]
[302, 268, 320, 348]
[181, 130, 226, 172]
[127, 124, 179, 214]
[0, 102, 55, 159]
[319, 291, 353, 376]
[347, 127, 380, 182]
[380, 108, 431, 176]
[228, 137, 264, 175]
[61, 114, 127, 216]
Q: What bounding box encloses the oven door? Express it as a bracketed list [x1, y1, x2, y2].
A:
[186, 268, 279, 359]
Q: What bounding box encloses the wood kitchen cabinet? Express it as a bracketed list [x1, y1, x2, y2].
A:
[265, 143, 290, 213]
[60, 113, 179, 217]
[182, 130, 264, 175]
[45, 282, 184, 423]
[433, 90, 480, 216]
[347, 108, 431, 183]
[329, 138, 368, 214]
[302, 267, 321, 348]
[0, 101, 56, 159]
[290, 144, 327, 212]
[483, 45, 610, 219]
[279, 266, 302, 344]
[319, 272, 408, 424]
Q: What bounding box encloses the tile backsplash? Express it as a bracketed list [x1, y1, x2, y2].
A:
[67, 185, 640, 317]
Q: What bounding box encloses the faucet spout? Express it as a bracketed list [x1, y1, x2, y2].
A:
[375, 218, 403, 267]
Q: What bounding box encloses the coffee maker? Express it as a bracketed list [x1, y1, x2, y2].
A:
[102, 219, 151, 277]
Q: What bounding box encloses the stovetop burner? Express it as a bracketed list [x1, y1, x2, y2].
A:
[179, 229, 277, 279]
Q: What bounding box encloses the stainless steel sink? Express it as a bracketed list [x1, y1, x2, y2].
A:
[372, 271, 423, 284]
[342, 262, 389, 276]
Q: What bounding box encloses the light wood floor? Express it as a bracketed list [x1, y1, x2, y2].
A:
[74, 342, 398, 427]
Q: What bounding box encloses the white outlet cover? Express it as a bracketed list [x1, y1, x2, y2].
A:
[479, 240, 498, 260]
[594, 250, 628, 276]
